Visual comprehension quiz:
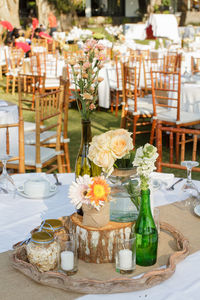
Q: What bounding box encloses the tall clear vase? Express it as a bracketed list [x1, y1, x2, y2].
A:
[75, 119, 101, 215]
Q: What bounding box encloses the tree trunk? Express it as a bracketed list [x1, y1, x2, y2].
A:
[0, 0, 20, 28]
[71, 213, 133, 264]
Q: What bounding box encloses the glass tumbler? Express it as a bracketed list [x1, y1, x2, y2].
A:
[115, 234, 136, 274]
[57, 233, 78, 275]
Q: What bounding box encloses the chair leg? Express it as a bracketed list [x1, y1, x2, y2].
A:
[64, 143, 71, 173]
[0, 66, 2, 80]
[175, 126, 180, 163]
[150, 119, 156, 145]
[110, 91, 114, 113]
[12, 76, 16, 95]
[115, 91, 119, 117]
[133, 115, 139, 145]
[57, 154, 64, 173]
[6, 76, 9, 93]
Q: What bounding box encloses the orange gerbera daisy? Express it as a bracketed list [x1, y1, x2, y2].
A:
[87, 177, 110, 207]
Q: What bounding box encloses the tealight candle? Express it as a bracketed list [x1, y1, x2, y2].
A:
[119, 249, 132, 270]
[61, 250, 74, 271]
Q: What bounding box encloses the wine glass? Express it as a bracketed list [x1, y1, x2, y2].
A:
[0, 154, 16, 194]
[181, 161, 200, 208]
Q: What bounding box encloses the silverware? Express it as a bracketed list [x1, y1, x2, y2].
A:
[166, 178, 183, 191]
[53, 173, 62, 185]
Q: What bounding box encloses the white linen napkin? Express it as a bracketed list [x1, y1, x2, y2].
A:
[150, 172, 175, 188]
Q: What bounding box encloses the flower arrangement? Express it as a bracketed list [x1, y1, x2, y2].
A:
[88, 128, 134, 176]
[68, 39, 106, 121]
[133, 143, 158, 190]
[69, 175, 110, 210]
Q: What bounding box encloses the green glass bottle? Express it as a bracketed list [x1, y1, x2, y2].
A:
[75, 119, 101, 178]
[135, 189, 158, 266]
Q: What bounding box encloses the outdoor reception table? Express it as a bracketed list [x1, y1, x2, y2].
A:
[0, 172, 200, 299]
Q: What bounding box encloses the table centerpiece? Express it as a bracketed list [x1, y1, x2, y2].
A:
[68, 39, 106, 179]
[88, 128, 140, 222]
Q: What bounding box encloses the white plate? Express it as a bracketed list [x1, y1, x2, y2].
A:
[17, 185, 58, 199]
[194, 204, 200, 217]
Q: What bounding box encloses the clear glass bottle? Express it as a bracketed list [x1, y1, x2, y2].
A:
[75, 119, 101, 178]
[75, 119, 101, 215]
[135, 189, 158, 266]
[26, 231, 60, 272]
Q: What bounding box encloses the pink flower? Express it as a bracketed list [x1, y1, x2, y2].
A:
[95, 44, 105, 51]
[89, 103, 96, 110]
[83, 62, 91, 69]
[96, 52, 106, 61]
[84, 39, 97, 52]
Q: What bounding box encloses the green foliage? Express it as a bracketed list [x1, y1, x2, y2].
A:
[161, 0, 170, 6]
[114, 150, 136, 169]
[92, 33, 105, 40]
[126, 180, 141, 211]
[105, 17, 112, 24]
[47, 0, 85, 14]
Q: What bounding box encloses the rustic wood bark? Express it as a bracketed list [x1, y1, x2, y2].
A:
[71, 213, 133, 263]
[10, 222, 190, 294]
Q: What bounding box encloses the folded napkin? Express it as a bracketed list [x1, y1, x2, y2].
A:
[150, 172, 175, 188]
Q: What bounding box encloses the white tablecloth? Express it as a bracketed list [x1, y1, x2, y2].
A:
[0, 172, 200, 299]
[181, 82, 200, 114]
[147, 14, 180, 43]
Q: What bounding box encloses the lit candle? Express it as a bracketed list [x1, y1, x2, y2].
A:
[60, 251, 74, 271]
[119, 249, 132, 270]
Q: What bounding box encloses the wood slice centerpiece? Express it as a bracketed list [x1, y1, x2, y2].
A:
[70, 213, 133, 263]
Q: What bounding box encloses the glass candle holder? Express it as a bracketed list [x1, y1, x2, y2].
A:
[115, 234, 136, 274]
[56, 233, 78, 275]
[153, 207, 160, 234]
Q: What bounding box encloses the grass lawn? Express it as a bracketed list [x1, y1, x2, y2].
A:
[0, 77, 200, 180]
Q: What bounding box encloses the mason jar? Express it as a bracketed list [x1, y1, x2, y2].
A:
[26, 231, 60, 272]
[41, 219, 65, 237]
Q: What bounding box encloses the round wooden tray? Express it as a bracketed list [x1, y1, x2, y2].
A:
[10, 221, 189, 294]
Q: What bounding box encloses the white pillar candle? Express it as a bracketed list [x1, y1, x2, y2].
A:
[119, 249, 132, 270]
[61, 251, 74, 271]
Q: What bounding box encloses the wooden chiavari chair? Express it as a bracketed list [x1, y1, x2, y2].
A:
[108, 55, 123, 117]
[0, 119, 25, 174]
[19, 75, 71, 173]
[156, 122, 200, 173]
[142, 57, 165, 95]
[150, 70, 200, 158]
[5, 47, 24, 94]
[17, 86, 64, 173]
[120, 64, 153, 144]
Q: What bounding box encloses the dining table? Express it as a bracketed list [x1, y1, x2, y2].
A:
[0, 172, 200, 300]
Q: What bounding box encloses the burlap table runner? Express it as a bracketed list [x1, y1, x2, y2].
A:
[1, 200, 200, 299]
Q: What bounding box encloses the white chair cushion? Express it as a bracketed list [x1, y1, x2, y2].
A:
[24, 122, 36, 132]
[156, 110, 200, 124]
[24, 131, 70, 145]
[45, 78, 60, 88]
[11, 145, 60, 166]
